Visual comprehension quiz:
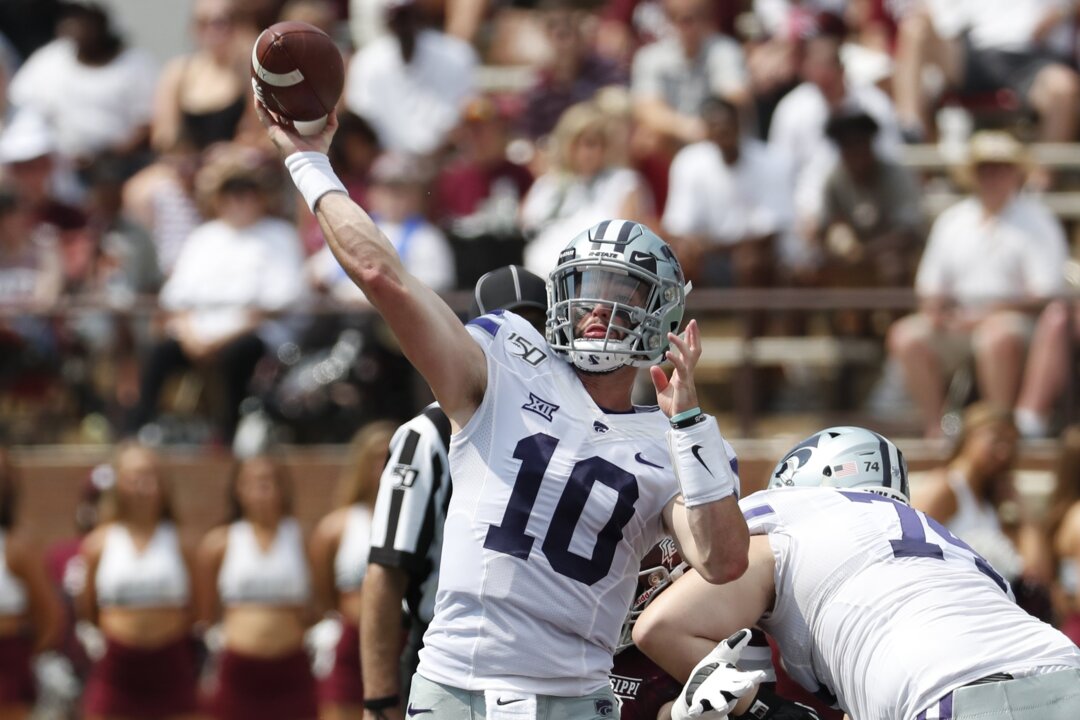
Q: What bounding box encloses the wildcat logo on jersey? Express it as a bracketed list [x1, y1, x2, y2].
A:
[507, 332, 547, 367]
[594, 699, 615, 717]
[593, 420, 610, 433]
[522, 393, 559, 421]
[609, 674, 642, 702]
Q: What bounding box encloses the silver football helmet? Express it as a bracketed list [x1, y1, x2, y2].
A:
[616, 537, 686, 654]
[546, 220, 687, 373]
[768, 426, 909, 503]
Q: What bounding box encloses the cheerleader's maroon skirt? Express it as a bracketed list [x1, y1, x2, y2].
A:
[82, 636, 198, 717]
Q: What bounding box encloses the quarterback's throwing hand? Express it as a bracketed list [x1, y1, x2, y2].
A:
[254, 98, 338, 158]
[671, 629, 767, 720]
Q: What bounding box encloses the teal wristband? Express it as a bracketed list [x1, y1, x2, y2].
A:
[669, 407, 702, 426]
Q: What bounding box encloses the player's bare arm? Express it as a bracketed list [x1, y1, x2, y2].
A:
[256, 105, 486, 427]
[633, 536, 776, 681]
[655, 320, 750, 584]
[638, 538, 778, 720]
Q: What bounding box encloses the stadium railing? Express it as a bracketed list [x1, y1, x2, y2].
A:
[5, 287, 1077, 440]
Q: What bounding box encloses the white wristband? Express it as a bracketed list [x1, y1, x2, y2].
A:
[284, 151, 347, 213]
[667, 414, 738, 508]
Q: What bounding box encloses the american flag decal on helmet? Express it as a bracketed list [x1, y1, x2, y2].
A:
[833, 461, 857, 478]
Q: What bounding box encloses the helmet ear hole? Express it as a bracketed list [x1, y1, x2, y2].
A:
[822, 465, 833, 477]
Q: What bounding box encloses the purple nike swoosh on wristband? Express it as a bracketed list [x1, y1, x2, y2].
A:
[407, 705, 433, 716]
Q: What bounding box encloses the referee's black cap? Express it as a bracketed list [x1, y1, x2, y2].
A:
[470, 265, 547, 320]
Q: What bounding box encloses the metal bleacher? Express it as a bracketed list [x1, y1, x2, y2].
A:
[902, 142, 1080, 219]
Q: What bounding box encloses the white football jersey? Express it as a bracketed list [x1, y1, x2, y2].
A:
[417, 311, 736, 695]
[741, 487, 1080, 720]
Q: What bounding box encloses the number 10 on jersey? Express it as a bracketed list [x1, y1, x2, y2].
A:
[484, 433, 640, 585]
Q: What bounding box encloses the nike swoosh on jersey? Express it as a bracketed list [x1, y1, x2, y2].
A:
[407, 706, 433, 716]
[634, 452, 664, 469]
[690, 444, 714, 477]
[496, 698, 525, 706]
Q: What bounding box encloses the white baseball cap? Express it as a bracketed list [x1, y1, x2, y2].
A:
[0, 108, 56, 164]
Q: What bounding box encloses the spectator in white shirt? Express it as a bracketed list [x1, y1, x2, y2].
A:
[887, 131, 1068, 437]
[9, 2, 157, 168]
[126, 146, 307, 442]
[344, 0, 477, 157]
[893, 0, 1079, 144]
[631, 0, 750, 147]
[768, 33, 902, 268]
[662, 96, 794, 287]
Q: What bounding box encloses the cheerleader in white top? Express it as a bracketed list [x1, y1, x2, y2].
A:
[0, 449, 61, 720]
[310, 422, 394, 720]
[196, 454, 316, 720]
[79, 443, 197, 720]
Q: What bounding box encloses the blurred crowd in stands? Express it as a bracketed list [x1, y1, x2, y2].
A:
[0, 0, 1079, 444]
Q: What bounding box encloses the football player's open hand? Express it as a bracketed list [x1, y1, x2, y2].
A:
[651, 318, 701, 418]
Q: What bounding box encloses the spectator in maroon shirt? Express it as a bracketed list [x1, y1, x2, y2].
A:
[519, 0, 627, 144]
[434, 95, 535, 287]
[434, 95, 534, 238]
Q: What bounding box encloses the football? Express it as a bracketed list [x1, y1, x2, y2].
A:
[251, 21, 344, 135]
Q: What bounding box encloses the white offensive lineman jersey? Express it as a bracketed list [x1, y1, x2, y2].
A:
[417, 310, 737, 695]
[740, 487, 1080, 720]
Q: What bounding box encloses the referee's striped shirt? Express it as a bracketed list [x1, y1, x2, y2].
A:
[368, 403, 452, 625]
